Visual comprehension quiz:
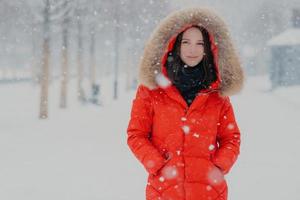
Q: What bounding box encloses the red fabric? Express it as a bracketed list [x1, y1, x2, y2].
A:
[127, 26, 241, 200]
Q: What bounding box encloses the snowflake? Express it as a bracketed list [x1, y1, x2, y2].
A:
[161, 166, 178, 179]
[159, 176, 165, 182]
[227, 123, 235, 130]
[193, 133, 200, 138]
[155, 73, 171, 88]
[208, 144, 215, 151]
[182, 125, 190, 134]
[181, 117, 187, 121]
[206, 185, 212, 191]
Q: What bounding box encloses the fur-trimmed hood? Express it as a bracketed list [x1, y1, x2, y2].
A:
[138, 7, 244, 96]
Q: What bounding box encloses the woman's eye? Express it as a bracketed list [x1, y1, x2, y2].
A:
[197, 43, 204, 45]
[182, 41, 188, 44]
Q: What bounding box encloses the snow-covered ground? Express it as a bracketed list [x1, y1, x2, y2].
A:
[0, 74, 299, 200]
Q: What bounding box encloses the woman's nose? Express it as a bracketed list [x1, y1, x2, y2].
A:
[188, 45, 197, 54]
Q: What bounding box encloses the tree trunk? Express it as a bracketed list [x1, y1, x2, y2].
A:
[39, 0, 50, 119]
[113, 1, 119, 100]
[59, 9, 69, 108]
[77, 14, 85, 102]
[89, 24, 96, 88]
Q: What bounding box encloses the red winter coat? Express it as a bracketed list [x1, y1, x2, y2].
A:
[127, 7, 244, 200]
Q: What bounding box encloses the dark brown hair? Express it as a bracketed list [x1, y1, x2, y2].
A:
[165, 25, 217, 89]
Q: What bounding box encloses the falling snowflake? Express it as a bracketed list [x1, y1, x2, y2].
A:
[227, 123, 235, 130]
[155, 73, 171, 88]
[207, 167, 224, 185]
[161, 166, 178, 179]
[182, 125, 190, 134]
[167, 55, 174, 62]
[181, 117, 187, 121]
[193, 133, 200, 138]
[208, 144, 215, 151]
[159, 176, 165, 182]
[206, 185, 212, 191]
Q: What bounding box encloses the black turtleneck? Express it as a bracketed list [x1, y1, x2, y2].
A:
[169, 60, 207, 106]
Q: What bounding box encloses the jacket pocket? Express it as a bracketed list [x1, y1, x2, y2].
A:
[185, 156, 227, 195]
[147, 155, 183, 193]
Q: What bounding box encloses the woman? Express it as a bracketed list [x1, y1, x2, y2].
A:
[127, 7, 244, 200]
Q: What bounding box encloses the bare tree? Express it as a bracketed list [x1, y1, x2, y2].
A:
[85, 0, 105, 105]
[39, 0, 51, 119]
[59, 0, 73, 108]
[113, 1, 120, 100]
[75, 1, 86, 102]
[89, 19, 97, 96]
[36, 0, 74, 117]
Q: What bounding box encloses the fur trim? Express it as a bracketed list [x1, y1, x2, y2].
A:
[138, 7, 244, 96]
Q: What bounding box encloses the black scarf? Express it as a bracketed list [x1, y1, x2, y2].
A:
[167, 60, 206, 106]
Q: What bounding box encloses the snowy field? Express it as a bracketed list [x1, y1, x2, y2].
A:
[0, 74, 299, 200]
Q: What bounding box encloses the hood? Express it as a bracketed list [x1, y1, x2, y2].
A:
[138, 7, 244, 96]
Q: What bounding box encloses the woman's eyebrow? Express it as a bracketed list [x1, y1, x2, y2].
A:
[182, 38, 204, 42]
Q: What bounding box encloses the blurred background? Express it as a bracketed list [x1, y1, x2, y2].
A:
[0, 0, 299, 199]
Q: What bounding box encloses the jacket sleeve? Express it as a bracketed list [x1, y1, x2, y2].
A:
[127, 85, 167, 176]
[211, 97, 241, 175]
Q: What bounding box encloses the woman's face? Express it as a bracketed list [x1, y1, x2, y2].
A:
[180, 27, 205, 67]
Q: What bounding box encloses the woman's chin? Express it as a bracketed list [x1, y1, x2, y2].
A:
[185, 61, 200, 67]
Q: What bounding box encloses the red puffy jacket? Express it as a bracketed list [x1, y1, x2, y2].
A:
[127, 7, 244, 200]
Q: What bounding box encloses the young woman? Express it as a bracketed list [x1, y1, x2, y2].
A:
[127, 7, 244, 200]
